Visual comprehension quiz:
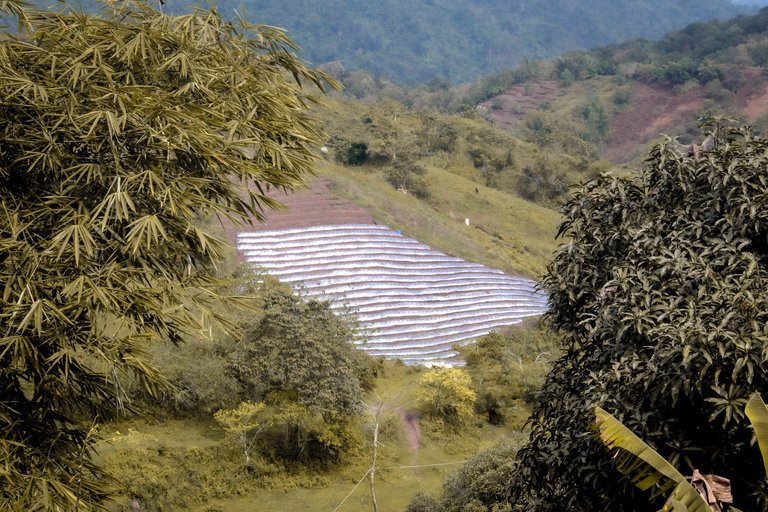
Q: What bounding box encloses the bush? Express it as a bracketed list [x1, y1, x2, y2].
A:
[410, 442, 519, 512]
[407, 493, 438, 512]
[611, 87, 632, 107]
[257, 398, 363, 466]
[346, 142, 369, 165]
[106, 444, 265, 511]
[385, 162, 431, 198]
[516, 162, 568, 205]
[415, 368, 477, 426]
[145, 339, 241, 416]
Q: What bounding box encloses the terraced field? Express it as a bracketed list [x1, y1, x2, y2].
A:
[237, 224, 548, 365]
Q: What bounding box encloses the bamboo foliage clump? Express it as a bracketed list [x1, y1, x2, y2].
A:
[0, 1, 334, 509]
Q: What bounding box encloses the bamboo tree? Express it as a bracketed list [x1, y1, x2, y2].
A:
[0, 1, 336, 509]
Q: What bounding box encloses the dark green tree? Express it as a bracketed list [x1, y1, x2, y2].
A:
[0, 1, 333, 509]
[516, 162, 568, 204]
[508, 121, 768, 510]
[225, 278, 379, 462]
[407, 442, 519, 512]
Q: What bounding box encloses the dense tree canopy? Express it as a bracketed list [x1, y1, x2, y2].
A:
[509, 122, 768, 510]
[226, 278, 373, 420]
[212, 0, 749, 84]
[0, 1, 332, 509]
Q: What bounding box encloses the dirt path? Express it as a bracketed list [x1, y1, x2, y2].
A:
[401, 410, 422, 451]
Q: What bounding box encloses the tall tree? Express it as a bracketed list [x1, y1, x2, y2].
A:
[509, 122, 768, 510]
[0, 1, 334, 509]
[225, 277, 376, 463]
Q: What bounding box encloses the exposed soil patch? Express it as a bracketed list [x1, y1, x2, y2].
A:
[601, 69, 768, 162]
[217, 176, 376, 261]
[477, 80, 560, 129]
[400, 410, 422, 451]
[735, 68, 768, 122]
[604, 83, 706, 163]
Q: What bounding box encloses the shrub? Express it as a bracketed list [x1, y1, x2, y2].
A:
[415, 368, 477, 425]
[409, 442, 519, 512]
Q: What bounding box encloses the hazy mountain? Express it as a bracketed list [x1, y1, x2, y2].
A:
[211, 0, 751, 84]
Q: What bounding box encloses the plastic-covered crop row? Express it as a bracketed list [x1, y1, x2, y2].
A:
[237, 224, 547, 365]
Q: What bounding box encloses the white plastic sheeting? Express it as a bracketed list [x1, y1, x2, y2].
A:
[237, 224, 547, 365]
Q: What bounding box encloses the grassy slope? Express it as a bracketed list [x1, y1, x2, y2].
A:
[322, 162, 559, 279]
[102, 364, 525, 512]
[318, 97, 565, 278]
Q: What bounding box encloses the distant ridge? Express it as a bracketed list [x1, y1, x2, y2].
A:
[212, 0, 749, 83]
[238, 224, 547, 365]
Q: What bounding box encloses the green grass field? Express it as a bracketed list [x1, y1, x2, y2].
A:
[320, 161, 560, 279]
[101, 363, 529, 512]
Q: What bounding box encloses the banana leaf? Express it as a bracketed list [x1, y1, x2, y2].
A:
[594, 407, 711, 512]
[744, 392, 768, 478]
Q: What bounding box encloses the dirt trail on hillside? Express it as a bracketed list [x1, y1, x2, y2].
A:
[401, 410, 422, 451]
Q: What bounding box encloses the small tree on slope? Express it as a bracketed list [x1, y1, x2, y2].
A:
[507, 121, 768, 510]
[0, 1, 334, 509]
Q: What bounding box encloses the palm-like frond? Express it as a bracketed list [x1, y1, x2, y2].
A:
[594, 407, 711, 512]
[745, 392, 768, 477]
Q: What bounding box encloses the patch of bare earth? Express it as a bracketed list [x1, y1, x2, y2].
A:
[734, 68, 768, 122]
[604, 83, 705, 163]
[605, 70, 768, 162]
[477, 80, 560, 129]
[218, 176, 376, 261]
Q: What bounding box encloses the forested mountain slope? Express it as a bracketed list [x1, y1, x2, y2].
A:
[471, 6, 768, 162]
[209, 0, 749, 84]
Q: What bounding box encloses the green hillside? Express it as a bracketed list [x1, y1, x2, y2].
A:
[467, 6, 768, 163]
[314, 97, 589, 277]
[208, 0, 749, 84]
[11, 2, 768, 511]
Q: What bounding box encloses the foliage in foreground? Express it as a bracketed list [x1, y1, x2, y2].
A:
[0, 1, 332, 509]
[508, 121, 768, 510]
[595, 392, 768, 511]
